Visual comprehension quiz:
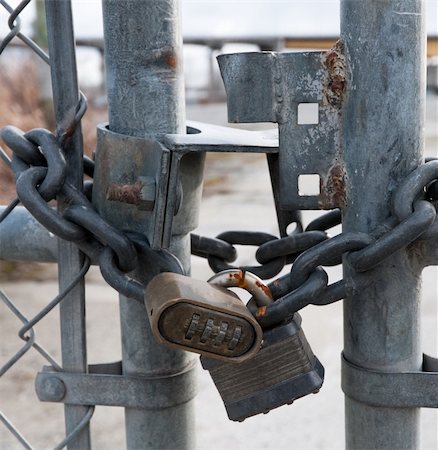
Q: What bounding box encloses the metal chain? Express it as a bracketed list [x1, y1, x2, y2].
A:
[191, 212, 339, 279]
[207, 230, 286, 279]
[1, 0, 435, 334]
[1, 0, 437, 326]
[1, 126, 182, 303]
[193, 160, 438, 328]
[2, 121, 437, 323]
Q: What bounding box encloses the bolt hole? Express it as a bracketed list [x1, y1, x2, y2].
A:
[298, 103, 319, 125]
[150, 309, 153, 316]
[298, 174, 321, 196]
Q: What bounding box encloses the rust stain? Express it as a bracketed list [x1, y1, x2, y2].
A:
[58, 106, 77, 140]
[255, 280, 274, 300]
[323, 40, 347, 109]
[255, 306, 267, 318]
[164, 51, 178, 70]
[106, 180, 143, 206]
[319, 162, 346, 209]
[230, 271, 246, 288]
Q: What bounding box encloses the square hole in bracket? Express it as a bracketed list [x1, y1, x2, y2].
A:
[298, 174, 321, 196]
[297, 103, 319, 125]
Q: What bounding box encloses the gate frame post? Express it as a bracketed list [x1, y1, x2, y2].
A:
[341, 1, 426, 448]
[44, 2, 91, 448]
[100, 1, 198, 448]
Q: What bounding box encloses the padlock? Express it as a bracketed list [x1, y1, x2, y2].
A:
[200, 271, 324, 422]
[144, 271, 269, 362]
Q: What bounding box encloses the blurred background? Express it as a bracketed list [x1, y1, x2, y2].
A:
[0, 1, 437, 448]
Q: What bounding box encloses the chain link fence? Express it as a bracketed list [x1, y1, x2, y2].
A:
[1, 1, 438, 449]
[1, 1, 94, 448]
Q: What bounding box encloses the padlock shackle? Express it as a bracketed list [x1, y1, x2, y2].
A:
[255, 268, 328, 328]
[208, 269, 273, 307]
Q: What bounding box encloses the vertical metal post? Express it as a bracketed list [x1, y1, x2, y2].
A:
[101, 1, 196, 448]
[44, 1, 90, 449]
[342, 1, 426, 448]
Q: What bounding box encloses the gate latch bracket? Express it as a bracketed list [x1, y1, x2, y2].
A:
[217, 43, 347, 211]
[342, 353, 438, 408]
[35, 361, 197, 410]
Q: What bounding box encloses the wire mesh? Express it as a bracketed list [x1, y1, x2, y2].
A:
[0, 1, 93, 448]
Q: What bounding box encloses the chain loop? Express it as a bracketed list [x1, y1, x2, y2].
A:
[256, 230, 328, 265]
[393, 160, 438, 221]
[15, 167, 88, 241]
[348, 200, 436, 272]
[255, 267, 328, 328]
[2, 120, 437, 328]
[99, 246, 145, 302]
[306, 209, 342, 232]
[24, 129, 67, 201]
[207, 231, 285, 279]
[268, 232, 372, 300]
[191, 233, 237, 262]
[2, 126, 46, 167]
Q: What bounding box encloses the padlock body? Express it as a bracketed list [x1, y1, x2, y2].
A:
[145, 272, 263, 362]
[201, 314, 324, 421]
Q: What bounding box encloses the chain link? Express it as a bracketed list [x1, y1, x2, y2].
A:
[2, 121, 437, 323]
[207, 230, 285, 279]
[2, 125, 185, 303]
[193, 161, 438, 327]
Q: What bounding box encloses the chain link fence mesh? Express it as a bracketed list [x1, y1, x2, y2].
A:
[1, 1, 94, 448]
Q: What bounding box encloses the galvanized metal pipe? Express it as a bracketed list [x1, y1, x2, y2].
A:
[341, 1, 426, 448]
[44, 1, 91, 449]
[0, 207, 58, 263]
[101, 1, 197, 448]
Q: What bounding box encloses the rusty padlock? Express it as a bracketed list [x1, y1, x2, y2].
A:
[200, 270, 324, 422]
[144, 270, 271, 362]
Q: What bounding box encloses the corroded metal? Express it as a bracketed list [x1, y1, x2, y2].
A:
[145, 272, 263, 362]
[217, 46, 347, 211]
[93, 124, 171, 249]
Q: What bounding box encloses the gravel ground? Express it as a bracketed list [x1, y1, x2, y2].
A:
[0, 94, 437, 449]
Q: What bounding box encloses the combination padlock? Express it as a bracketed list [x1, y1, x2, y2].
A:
[201, 270, 324, 422]
[144, 270, 271, 362]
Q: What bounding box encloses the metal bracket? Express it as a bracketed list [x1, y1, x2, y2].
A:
[93, 124, 171, 249]
[95, 40, 345, 248]
[342, 353, 438, 408]
[35, 360, 197, 410]
[164, 121, 301, 239]
[218, 44, 347, 211]
[93, 121, 282, 250]
[165, 121, 301, 238]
